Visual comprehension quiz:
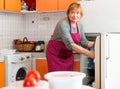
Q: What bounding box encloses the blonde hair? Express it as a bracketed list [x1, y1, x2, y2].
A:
[67, 2, 83, 17]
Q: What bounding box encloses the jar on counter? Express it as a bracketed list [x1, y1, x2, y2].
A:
[35, 41, 45, 52]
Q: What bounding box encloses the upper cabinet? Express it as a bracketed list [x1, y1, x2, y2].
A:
[36, 0, 57, 12]
[0, 0, 21, 12]
[0, 0, 4, 10]
[5, 0, 21, 11]
[58, 0, 79, 11]
[36, 0, 79, 12]
[0, 0, 79, 12]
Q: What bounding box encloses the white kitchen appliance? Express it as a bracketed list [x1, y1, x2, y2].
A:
[100, 33, 120, 89]
[85, 33, 120, 89]
[79, 0, 120, 88]
[81, 32, 120, 89]
[4, 53, 32, 86]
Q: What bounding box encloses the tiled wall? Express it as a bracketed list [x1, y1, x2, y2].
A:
[0, 12, 25, 50]
[25, 11, 66, 48]
[0, 11, 66, 50]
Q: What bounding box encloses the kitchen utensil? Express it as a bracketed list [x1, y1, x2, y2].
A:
[44, 71, 86, 89]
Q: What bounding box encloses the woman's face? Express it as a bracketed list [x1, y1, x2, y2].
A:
[68, 8, 81, 23]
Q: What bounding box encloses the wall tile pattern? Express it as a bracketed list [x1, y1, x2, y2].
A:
[25, 11, 66, 49]
[0, 12, 25, 49]
[0, 11, 66, 50]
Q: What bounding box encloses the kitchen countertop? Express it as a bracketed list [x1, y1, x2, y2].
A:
[15, 52, 81, 61]
[31, 52, 81, 61]
[1, 85, 95, 89]
[31, 52, 81, 69]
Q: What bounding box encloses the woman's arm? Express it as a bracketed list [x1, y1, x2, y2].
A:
[71, 43, 95, 59]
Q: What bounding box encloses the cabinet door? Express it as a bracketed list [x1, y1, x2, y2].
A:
[0, 63, 5, 88]
[73, 61, 80, 72]
[36, 0, 57, 12]
[5, 0, 21, 12]
[58, 0, 79, 11]
[36, 59, 80, 80]
[0, 0, 4, 10]
[36, 59, 48, 80]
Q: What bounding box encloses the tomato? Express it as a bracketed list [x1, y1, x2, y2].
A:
[23, 76, 37, 87]
[26, 70, 41, 82]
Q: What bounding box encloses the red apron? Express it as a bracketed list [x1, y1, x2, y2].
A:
[46, 23, 80, 72]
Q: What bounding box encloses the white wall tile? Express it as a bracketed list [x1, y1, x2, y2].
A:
[0, 13, 25, 49]
[25, 11, 66, 49]
[0, 11, 66, 50]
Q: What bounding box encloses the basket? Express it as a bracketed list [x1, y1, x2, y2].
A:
[15, 37, 34, 52]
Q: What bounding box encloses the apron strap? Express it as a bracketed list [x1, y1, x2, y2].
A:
[68, 18, 79, 33]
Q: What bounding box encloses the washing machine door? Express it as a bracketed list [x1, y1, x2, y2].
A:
[16, 67, 27, 81]
[6, 64, 31, 86]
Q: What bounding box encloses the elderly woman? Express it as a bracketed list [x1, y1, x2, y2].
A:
[46, 2, 95, 72]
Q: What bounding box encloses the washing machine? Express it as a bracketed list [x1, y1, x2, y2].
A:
[4, 53, 32, 86]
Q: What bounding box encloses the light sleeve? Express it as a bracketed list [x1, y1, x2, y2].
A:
[58, 21, 74, 50]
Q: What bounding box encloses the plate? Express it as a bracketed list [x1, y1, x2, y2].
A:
[8, 80, 49, 89]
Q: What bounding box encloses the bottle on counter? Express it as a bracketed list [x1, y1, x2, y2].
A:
[35, 41, 45, 52]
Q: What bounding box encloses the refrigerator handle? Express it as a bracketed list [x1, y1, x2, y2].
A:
[105, 33, 110, 78]
[106, 34, 110, 60]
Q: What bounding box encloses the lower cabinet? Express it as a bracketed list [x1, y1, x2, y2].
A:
[36, 59, 48, 80]
[36, 59, 80, 80]
[73, 60, 80, 72]
[0, 62, 5, 88]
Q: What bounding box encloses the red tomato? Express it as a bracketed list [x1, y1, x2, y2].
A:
[23, 76, 37, 87]
[26, 70, 41, 82]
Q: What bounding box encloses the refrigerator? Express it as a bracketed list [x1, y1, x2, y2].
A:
[79, 0, 120, 89]
[90, 32, 120, 89]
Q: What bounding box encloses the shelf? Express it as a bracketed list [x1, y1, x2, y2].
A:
[20, 10, 37, 14]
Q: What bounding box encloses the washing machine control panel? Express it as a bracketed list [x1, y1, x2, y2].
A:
[5, 53, 32, 63]
[20, 55, 30, 61]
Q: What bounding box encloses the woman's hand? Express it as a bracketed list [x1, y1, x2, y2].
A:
[72, 43, 95, 59]
[87, 41, 94, 48]
[89, 51, 95, 59]
[87, 42, 95, 59]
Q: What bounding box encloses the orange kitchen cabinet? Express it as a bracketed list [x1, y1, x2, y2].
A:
[73, 61, 80, 72]
[5, 0, 21, 12]
[58, 0, 79, 11]
[0, 0, 4, 10]
[36, 59, 48, 80]
[36, 0, 79, 12]
[0, 62, 5, 88]
[0, 0, 20, 12]
[36, 59, 80, 80]
[36, 0, 58, 12]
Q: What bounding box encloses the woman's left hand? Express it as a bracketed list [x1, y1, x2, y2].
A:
[87, 41, 94, 48]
